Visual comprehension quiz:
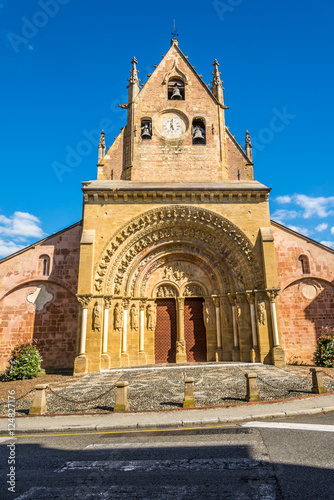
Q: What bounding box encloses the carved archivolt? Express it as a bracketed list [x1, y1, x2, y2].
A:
[93, 206, 263, 295]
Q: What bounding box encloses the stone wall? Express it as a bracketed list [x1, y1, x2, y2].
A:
[0, 223, 82, 372]
[272, 221, 334, 364]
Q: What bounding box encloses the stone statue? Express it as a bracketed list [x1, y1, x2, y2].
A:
[257, 298, 266, 326]
[147, 304, 155, 330]
[92, 301, 102, 332]
[114, 303, 123, 332]
[203, 302, 214, 329]
[130, 304, 138, 331]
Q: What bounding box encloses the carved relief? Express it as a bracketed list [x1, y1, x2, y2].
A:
[163, 262, 194, 283]
[94, 206, 263, 295]
[147, 304, 155, 330]
[92, 301, 102, 332]
[203, 300, 215, 329]
[183, 284, 203, 297]
[77, 295, 92, 308]
[156, 285, 177, 298]
[114, 303, 123, 332]
[257, 295, 266, 326]
[130, 304, 139, 331]
[176, 339, 186, 354]
[221, 298, 230, 327]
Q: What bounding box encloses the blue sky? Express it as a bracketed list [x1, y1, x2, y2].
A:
[0, 0, 333, 257]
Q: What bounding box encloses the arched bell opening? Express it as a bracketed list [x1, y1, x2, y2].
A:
[168, 78, 185, 100]
[192, 118, 206, 145]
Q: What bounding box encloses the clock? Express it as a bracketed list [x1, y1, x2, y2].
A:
[156, 111, 187, 139]
[163, 118, 182, 136]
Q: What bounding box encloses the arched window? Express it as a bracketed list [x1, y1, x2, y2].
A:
[168, 78, 185, 100]
[192, 118, 206, 145]
[38, 255, 50, 276]
[141, 119, 152, 140]
[299, 255, 310, 274]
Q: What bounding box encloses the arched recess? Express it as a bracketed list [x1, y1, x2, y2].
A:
[94, 206, 263, 296]
[278, 277, 334, 364]
[0, 280, 78, 372]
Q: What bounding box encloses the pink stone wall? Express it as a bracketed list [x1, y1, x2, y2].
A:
[0, 223, 82, 372]
[272, 221, 334, 364]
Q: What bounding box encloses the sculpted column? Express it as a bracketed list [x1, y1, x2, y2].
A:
[266, 289, 285, 367]
[74, 294, 92, 376]
[212, 296, 223, 361]
[139, 300, 147, 365]
[228, 294, 240, 361]
[101, 297, 112, 370]
[245, 292, 258, 363]
[176, 297, 187, 363]
[121, 299, 129, 367]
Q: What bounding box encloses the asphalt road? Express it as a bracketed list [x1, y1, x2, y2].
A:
[1, 412, 334, 499]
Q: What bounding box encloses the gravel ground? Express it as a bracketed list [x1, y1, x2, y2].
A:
[1, 364, 334, 416]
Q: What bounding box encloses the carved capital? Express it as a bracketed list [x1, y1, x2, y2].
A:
[245, 291, 255, 305]
[122, 298, 130, 309]
[103, 297, 113, 309]
[212, 295, 220, 308]
[227, 293, 236, 307]
[140, 299, 147, 310]
[77, 294, 92, 308]
[176, 297, 185, 309]
[266, 288, 280, 302]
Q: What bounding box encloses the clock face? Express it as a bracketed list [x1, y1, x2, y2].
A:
[163, 118, 182, 136]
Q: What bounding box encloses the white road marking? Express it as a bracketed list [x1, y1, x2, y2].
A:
[0, 437, 15, 443]
[242, 422, 334, 432]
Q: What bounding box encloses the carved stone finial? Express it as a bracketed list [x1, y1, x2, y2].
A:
[127, 57, 141, 102]
[245, 130, 253, 162]
[98, 130, 106, 162]
[211, 59, 224, 104]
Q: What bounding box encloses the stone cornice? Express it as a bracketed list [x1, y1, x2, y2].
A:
[82, 181, 270, 204]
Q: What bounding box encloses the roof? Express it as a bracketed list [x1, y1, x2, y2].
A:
[271, 219, 334, 254]
[0, 221, 82, 264]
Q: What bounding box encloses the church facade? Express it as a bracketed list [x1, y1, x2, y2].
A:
[0, 39, 333, 374]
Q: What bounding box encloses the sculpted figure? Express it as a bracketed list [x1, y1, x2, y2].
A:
[257, 299, 266, 326]
[92, 302, 102, 332]
[176, 340, 185, 354]
[130, 304, 139, 331]
[114, 303, 123, 332]
[147, 304, 155, 330]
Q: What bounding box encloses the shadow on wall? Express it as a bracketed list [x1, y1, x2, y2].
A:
[279, 277, 334, 365]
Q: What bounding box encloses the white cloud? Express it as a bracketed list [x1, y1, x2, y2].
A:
[0, 239, 25, 258]
[276, 195, 292, 204]
[331, 226, 334, 235]
[271, 209, 299, 224]
[320, 241, 334, 249]
[275, 194, 334, 219]
[287, 225, 311, 237]
[0, 211, 46, 259]
[315, 223, 328, 232]
[0, 211, 44, 239]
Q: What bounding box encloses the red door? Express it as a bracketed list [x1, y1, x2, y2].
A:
[155, 299, 177, 363]
[184, 298, 207, 362]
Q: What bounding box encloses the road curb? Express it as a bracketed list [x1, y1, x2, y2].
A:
[1, 405, 333, 436]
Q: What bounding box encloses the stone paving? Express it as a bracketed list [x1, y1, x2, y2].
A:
[3, 363, 334, 415]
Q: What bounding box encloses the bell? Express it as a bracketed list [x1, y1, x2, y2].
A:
[171, 85, 182, 100]
[193, 127, 205, 142]
[141, 125, 151, 139]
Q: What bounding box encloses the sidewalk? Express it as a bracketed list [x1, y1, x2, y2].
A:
[1, 392, 334, 435]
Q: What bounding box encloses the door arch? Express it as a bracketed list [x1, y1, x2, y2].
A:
[154, 299, 177, 363]
[184, 298, 207, 362]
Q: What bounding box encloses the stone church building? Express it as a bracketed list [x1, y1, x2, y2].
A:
[0, 39, 333, 375]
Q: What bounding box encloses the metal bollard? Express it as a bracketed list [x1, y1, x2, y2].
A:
[310, 367, 327, 394]
[29, 384, 48, 415]
[245, 373, 261, 402]
[183, 377, 196, 408]
[114, 381, 129, 411]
